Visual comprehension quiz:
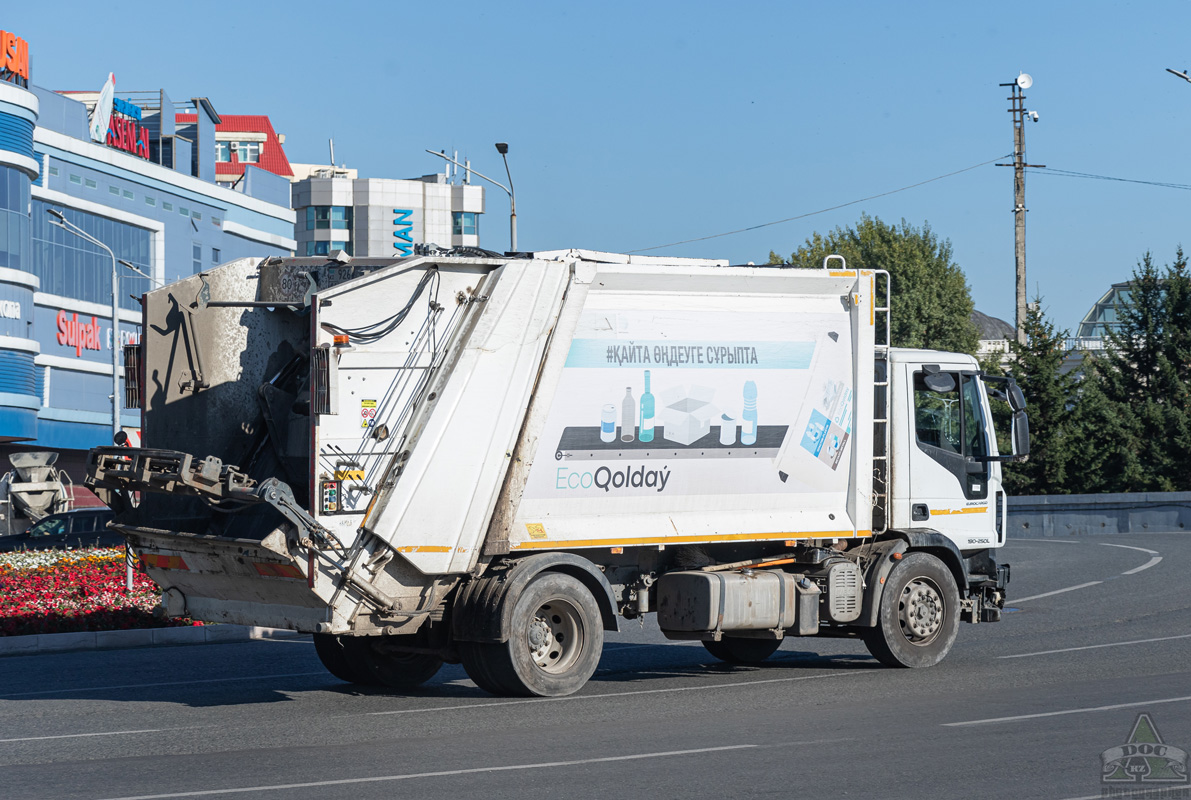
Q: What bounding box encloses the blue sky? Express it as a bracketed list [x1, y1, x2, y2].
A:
[7, 1, 1191, 331]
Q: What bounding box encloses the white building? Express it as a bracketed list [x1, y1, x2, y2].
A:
[291, 168, 485, 257]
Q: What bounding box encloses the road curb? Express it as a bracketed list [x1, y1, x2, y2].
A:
[0, 625, 305, 658]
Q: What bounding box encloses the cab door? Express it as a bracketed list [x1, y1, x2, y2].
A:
[904, 365, 998, 549]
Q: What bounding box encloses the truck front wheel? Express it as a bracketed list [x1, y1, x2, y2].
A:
[461, 572, 603, 697]
[863, 552, 959, 668]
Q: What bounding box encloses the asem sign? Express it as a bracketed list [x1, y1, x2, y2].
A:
[393, 209, 413, 256]
[0, 29, 29, 87]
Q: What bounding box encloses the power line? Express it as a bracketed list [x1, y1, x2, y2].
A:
[626, 154, 1012, 254]
[1026, 166, 1191, 191]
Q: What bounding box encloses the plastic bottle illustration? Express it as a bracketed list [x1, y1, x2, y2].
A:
[621, 386, 636, 442]
[741, 380, 758, 445]
[639, 370, 655, 442]
[600, 404, 617, 443]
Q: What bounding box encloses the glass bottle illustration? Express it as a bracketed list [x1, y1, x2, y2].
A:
[639, 370, 655, 442]
[600, 404, 617, 443]
[621, 386, 636, 442]
[741, 380, 758, 445]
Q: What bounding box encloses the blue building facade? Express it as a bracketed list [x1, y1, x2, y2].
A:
[0, 60, 295, 478]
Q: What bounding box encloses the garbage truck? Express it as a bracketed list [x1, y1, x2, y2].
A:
[86, 248, 1027, 697]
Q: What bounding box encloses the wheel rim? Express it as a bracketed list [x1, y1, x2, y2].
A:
[898, 577, 944, 645]
[525, 598, 584, 674]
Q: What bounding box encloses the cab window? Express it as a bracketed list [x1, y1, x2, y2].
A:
[29, 517, 68, 537]
[913, 370, 990, 500]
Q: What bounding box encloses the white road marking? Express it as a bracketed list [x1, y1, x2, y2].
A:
[0, 672, 327, 699]
[1011, 540, 1164, 603]
[368, 669, 869, 716]
[1100, 543, 1160, 555]
[999, 633, 1191, 659]
[944, 695, 1191, 727]
[0, 728, 166, 743]
[1011, 581, 1102, 603]
[1122, 556, 1163, 575]
[1013, 538, 1080, 544]
[93, 744, 760, 800]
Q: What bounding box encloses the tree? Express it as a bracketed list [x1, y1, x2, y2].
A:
[1001, 302, 1075, 495]
[1073, 247, 1191, 492]
[769, 214, 980, 353]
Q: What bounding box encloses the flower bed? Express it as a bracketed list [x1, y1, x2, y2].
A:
[0, 548, 197, 636]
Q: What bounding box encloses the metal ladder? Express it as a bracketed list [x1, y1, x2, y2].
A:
[871, 271, 891, 534]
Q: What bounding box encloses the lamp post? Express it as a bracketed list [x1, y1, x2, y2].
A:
[424, 147, 518, 253]
[494, 142, 517, 253]
[48, 208, 134, 592]
[46, 208, 120, 440]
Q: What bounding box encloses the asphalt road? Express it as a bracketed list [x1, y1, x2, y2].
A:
[2, 533, 1190, 800]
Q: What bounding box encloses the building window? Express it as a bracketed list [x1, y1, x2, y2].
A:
[212, 247, 221, 264]
[163, 202, 173, 212]
[215, 142, 230, 163]
[145, 196, 156, 207]
[179, 207, 189, 217]
[69, 174, 82, 185]
[453, 211, 478, 236]
[49, 166, 58, 177]
[108, 184, 119, 194]
[235, 142, 260, 163]
[305, 241, 353, 256]
[211, 216, 221, 226]
[30, 199, 151, 312]
[0, 166, 31, 271]
[84, 178, 97, 189]
[122, 189, 134, 200]
[306, 206, 351, 230]
[192, 243, 202, 273]
[192, 211, 202, 221]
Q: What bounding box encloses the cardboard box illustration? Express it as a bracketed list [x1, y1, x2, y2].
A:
[659, 385, 717, 445]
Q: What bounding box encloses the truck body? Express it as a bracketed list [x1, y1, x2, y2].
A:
[88, 249, 1026, 696]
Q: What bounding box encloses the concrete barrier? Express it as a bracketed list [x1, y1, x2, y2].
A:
[1008, 491, 1191, 538]
[0, 624, 304, 658]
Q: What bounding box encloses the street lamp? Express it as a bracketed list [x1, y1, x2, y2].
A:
[494, 143, 517, 253]
[118, 258, 163, 287]
[46, 208, 121, 440]
[424, 147, 518, 252]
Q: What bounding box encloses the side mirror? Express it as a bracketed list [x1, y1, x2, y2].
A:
[924, 372, 957, 393]
[1006, 378, 1026, 413]
[1011, 410, 1030, 459]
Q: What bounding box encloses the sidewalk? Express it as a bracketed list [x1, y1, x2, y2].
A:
[0, 624, 305, 658]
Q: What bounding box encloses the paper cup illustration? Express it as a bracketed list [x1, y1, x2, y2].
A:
[719, 414, 737, 445]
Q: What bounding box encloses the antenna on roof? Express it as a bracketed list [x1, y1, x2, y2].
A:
[328, 138, 335, 168]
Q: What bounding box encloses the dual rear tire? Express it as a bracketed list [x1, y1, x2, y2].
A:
[460, 572, 603, 697]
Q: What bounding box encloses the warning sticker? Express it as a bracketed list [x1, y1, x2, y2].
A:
[360, 399, 377, 428]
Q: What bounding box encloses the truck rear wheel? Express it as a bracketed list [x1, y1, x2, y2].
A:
[461, 572, 603, 697]
[313, 633, 381, 685]
[863, 552, 959, 668]
[702, 637, 782, 664]
[363, 649, 444, 690]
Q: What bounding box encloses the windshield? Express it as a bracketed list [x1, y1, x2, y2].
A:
[28, 516, 68, 537]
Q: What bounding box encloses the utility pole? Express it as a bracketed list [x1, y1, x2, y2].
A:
[997, 74, 1044, 345]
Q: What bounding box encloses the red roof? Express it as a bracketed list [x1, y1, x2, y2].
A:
[175, 113, 293, 179]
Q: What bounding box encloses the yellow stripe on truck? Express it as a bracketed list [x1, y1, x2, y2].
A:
[931, 507, 989, 516]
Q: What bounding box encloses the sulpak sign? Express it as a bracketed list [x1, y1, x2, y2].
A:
[57, 310, 103, 357]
